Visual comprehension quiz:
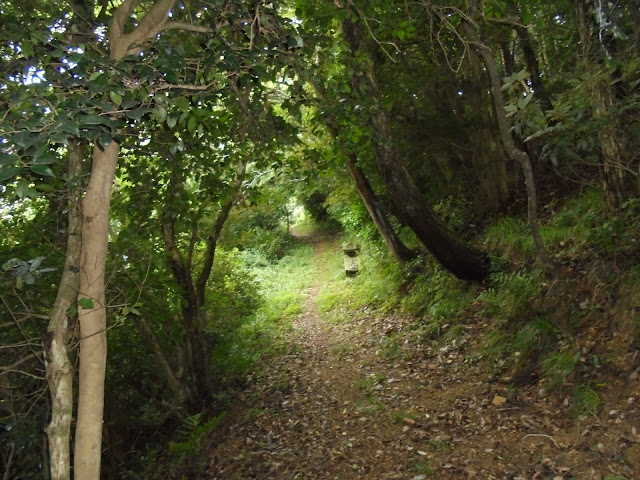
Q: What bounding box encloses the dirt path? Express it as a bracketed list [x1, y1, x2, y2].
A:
[206, 236, 640, 480]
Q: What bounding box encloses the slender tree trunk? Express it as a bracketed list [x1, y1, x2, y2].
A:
[462, 19, 551, 267]
[342, 15, 488, 281]
[162, 161, 246, 405]
[468, 49, 508, 211]
[514, 25, 554, 114]
[74, 142, 118, 479]
[306, 77, 415, 264]
[139, 316, 190, 405]
[70, 1, 185, 474]
[347, 157, 417, 263]
[43, 140, 84, 480]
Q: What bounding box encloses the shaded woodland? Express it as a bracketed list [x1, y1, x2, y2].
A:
[1, 0, 639, 478]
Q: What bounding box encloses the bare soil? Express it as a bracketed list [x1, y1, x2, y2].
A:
[205, 236, 640, 480]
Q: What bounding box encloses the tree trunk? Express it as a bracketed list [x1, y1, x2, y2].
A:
[74, 141, 118, 480]
[342, 16, 488, 281]
[347, 157, 417, 263]
[43, 140, 84, 480]
[468, 49, 509, 211]
[575, 0, 639, 212]
[306, 77, 415, 264]
[161, 208, 211, 404]
[462, 19, 551, 267]
[514, 25, 554, 114]
[139, 316, 190, 406]
[70, 1, 184, 475]
[161, 161, 246, 405]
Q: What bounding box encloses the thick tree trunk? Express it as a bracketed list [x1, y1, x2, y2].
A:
[342, 17, 488, 281]
[462, 19, 551, 267]
[347, 157, 417, 263]
[575, 0, 639, 212]
[74, 142, 118, 480]
[43, 140, 84, 480]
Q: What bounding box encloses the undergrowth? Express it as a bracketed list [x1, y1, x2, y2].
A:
[210, 242, 315, 380]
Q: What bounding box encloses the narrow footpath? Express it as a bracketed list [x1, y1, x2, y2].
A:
[206, 235, 640, 480]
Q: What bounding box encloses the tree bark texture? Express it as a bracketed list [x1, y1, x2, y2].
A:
[462, 19, 551, 267]
[306, 77, 415, 264]
[342, 16, 488, 281]
[575, 0, 639, 212]
[74, 142, 118, 480]
[468, 49, 509, 211]
[44, 140, 84, 480]
[347, 157, 417, 263]
[72, 1, 181, 476]
[161, 161, 246, 405]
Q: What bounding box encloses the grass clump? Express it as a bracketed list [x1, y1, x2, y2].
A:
[541, 350, 579, 391]
[479, 269, 543, 323]
[573, 385, 601, 419]
[353, 373, 386, 393]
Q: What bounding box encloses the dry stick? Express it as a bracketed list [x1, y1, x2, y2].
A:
[2, 443, 15, 480]
[522, 433, 560, 449]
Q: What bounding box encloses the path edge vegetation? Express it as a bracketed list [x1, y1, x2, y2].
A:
[0, 0, 639, 478]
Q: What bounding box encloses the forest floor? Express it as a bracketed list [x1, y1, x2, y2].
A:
[205, 233, 640, 480]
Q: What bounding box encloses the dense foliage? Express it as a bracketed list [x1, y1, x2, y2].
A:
[1, 0, 639, 478]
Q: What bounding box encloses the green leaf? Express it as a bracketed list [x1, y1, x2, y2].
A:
[125, 108, 150, 121]
[11, 131, 30, 148]
[60, 121, 80, 136]
[167, 114, 178, 129]
[0, 166, 21, 183]
[121, 98, 141, 109]
[154, 105, 168, 122]
[79, 114, 106, 126]
[187, 115, 198, 133]
[396, 30, 405, 40]
[30, 164, 55, 177]
[16, 180, 32, 199]
[0, 151, 18, 166]
[109, 91, 123, 106]
[21, 41, 34, 58]
[98, 132, 112, 148]
[78, 298, 94, 309]
[35, 183, 57, 192]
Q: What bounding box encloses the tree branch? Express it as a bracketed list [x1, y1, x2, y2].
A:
[160, 21, 213, 34]
[195, 162, 247, 303]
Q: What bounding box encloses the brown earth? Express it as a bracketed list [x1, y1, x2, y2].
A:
[205, 236, 640, 480]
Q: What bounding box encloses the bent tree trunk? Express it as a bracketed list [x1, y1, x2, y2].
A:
[347, 157, 417, 263]
[462, 18, 551, 267]
[44, 140, 84, 480]
[306, 77, 415, 264]
[342, 16, 488, 281]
